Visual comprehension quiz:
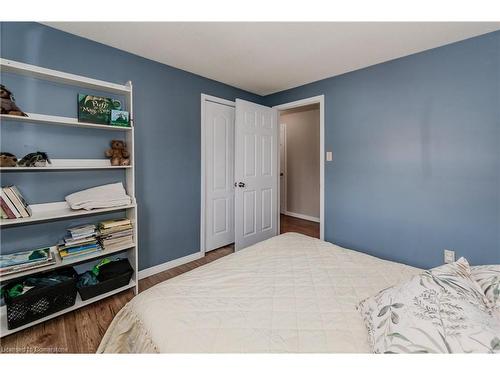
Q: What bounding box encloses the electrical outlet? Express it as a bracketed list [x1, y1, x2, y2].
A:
[444, 249, 455, 264]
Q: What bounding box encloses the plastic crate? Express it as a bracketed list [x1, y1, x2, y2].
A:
[77, 259, 133, 301]
[4, 267, 77, 330]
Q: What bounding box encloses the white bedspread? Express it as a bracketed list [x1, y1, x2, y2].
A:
[98, 233, 421, 353]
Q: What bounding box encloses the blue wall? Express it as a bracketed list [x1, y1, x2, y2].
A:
[264, 31, 500, 267]
[0, 22, 262, 270]
[1, 22, 499, 271]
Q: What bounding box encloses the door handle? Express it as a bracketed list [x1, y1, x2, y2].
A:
[234, 182, 246, 188]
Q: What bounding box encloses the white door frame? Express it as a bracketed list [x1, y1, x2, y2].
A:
[200, 94, 235, 256]
[273, 95, 325, 240]
[279, 123, 287, 214]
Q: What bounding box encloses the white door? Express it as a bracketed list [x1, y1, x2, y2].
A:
[234, 99, 278, 250]
[205, 101, 235, 251]
[279, 123, 287, 214]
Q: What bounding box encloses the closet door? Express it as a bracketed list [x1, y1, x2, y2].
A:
[205, 101, 235, 251]
[234, 99, 278, 251]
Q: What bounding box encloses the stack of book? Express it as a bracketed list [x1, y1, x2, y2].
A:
[0, 185, 32, 219]
[0, 247, 56, 277]
[98, 218, 134, 249]
[58, 224, 101, 260]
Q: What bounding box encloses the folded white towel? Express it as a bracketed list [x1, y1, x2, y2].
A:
[65, 182, 132, 211]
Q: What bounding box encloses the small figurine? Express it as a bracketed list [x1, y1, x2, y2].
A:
[105, 140, 130, 166]
[0, 152, 18, 167]
[18, 152, 51, 167]
[1, 85, 27, 116]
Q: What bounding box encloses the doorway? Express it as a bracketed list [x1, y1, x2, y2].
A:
[201, 95, 279, 255]
[274, 95, 325, 240]
[201, 94, 324, 256]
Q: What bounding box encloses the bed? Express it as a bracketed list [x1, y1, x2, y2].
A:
[98, 233, 422, 353]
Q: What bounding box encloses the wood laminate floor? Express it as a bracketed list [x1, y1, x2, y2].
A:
[280, 214, 320, 238]
[0, 214, 318, 353]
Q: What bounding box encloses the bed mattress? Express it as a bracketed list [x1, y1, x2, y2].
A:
[98, 233, 421, 353]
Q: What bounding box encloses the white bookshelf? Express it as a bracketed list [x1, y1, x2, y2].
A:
[0, 58, 139, 338]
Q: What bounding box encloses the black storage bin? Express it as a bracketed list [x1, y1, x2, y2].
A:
[77, 258, 133, 301]
[4, 267, 77, 330]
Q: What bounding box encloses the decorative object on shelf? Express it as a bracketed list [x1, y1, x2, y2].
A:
[0, 185, 32, 219]
[105, 140, 130, 166]
[0, 84, 27, 117]
[110, 109, 130, 127]
[65, 182, 131, 211]
[0, 152, 18, 167]
[17, 151, 51, 167]
[78, 94, 121, 125]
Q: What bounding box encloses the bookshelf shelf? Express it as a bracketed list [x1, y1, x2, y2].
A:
[0, 201, 136, 227]
[0, 58, 131, 95]
[0, 59, 138, 337]
[0, 278, 136, 337]
[0, 243, 136, 283]
[0, 113, 132, 131]
[0, 159, 132, 171]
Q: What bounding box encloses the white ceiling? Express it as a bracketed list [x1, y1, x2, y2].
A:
[44, 22, 500, 96]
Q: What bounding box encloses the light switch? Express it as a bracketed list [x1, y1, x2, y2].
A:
[326, 151, 333, 161]
[444, 249, 455, 264]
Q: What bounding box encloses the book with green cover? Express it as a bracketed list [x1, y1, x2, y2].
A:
[78, 94, 122, 125]
[110, 110, 130, 127]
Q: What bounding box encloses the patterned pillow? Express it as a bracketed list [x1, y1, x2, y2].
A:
[357, 258, 500, 353]
[471, 265, 500, 310]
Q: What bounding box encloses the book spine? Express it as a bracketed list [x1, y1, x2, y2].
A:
[4, 186, 29, 217]
[60, 249, 99, 259]
[0, 191, 20, 218]
[10, 185, 32, 216]
[0, 198, 15, 219]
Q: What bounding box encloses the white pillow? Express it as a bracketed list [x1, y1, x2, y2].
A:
[357, 258, 500, 353]
[471, 265, 500, 310]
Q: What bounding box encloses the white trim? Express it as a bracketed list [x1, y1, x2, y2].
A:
[200, 94, 236, 257]
[273, 95, 325, 240]
[279, 123, 287, 214]
[282, 211, 320, 223]
[138, 251, 203, 280]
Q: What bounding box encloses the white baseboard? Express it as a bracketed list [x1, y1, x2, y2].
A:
[138, 251, 203, 279]
[283, 211, 320, 223]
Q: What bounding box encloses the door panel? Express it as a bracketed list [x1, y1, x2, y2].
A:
[235, 99, 278, 250]
[205, 101, 235, 251]
[243, 190, 256, 236]
[279, 123, 287, 214]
